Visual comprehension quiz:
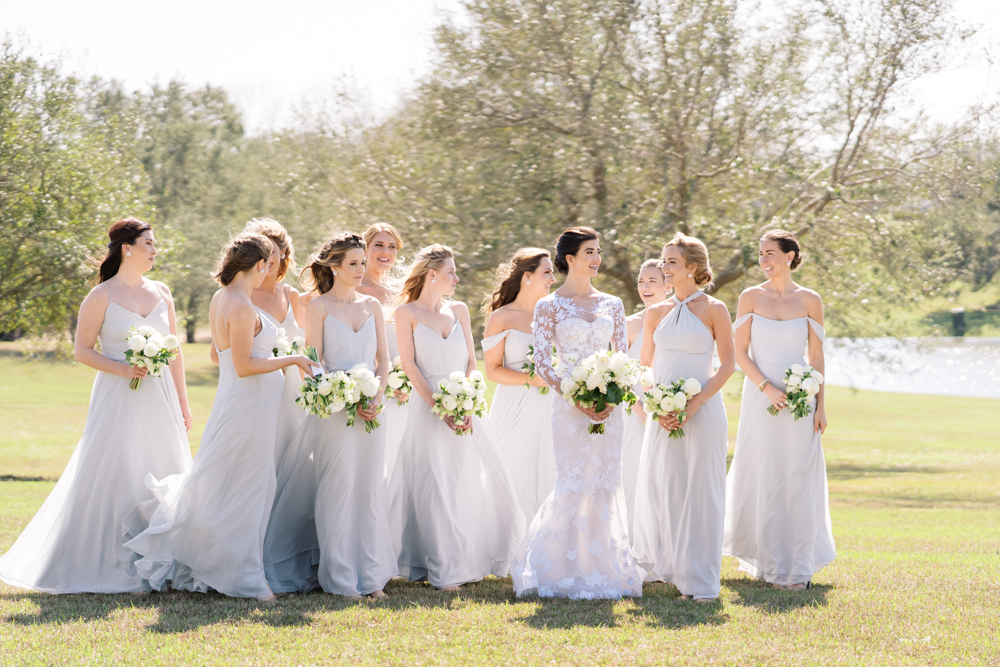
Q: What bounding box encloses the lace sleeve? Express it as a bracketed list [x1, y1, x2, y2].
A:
[532, 297, 560, 389]
[610, 296, 628, 354]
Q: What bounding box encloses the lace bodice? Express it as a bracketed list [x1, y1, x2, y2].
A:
[532, 292, 627, 389]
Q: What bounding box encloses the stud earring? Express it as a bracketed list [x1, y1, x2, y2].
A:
[431, 276, 437, 284]
[687, 273, 692, 278]
[259, 265, 266, 274]
[786, 261, 791, 267]
[333, 270, 339, 276]
[126, 248, 131, 257]
[526, 278, 532, 285]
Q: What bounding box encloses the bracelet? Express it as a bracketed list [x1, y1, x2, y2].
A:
[758, 379, 771, 392]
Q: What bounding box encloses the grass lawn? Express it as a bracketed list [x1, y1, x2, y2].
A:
[1, 344, 999, 665]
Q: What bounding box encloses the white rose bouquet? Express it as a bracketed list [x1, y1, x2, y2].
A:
[558, 350, 644, 434]
[272, 327, 305, 358]
[346, 364, 383, 433]
[522, 344, 554, 395]
[642, 377, 702, 439]
[386, 356, 414, 406]
[124, 325, 180, 390]
[431, 370, 488, 436]
[296, 369, 356, 420]
[768, 364, 824, 420]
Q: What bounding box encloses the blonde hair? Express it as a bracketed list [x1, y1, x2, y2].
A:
[483, 247, 550, 315]
[243, 218, 295, 281]
[362, 222, 404, 254]
[299, 232, 366, 295]
[663, 232, 713, 288]
[638, 257, 664, 276]
[213, 233, 272, 286]
[399, 244, 455, 304]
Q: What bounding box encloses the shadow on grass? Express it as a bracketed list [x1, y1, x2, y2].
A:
[0, 475, 56, 482]
[722, 576, 831, 614]
[826, 461, 944, 481]
[625, 582, 728, 629]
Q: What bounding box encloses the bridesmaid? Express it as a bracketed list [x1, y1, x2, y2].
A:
[630, 234, 734, 602]
[621, 258, 669, 540]
[0, 219, 192, 594]
[723, 229, 835, 590]
[271, 232, 397, 597]
[124, 233, 314, 600]
[355, 222, 407, 481]
[481, 248, 557, 528]
[388, 245, 525, 590]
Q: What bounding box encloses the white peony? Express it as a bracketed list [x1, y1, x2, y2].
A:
[449, 371, 466, 383]
[276, 338, 293, 354]
[560, 377, 576, 394]
[143, 342, 161, 357]
[318, 380, 333, 396]
[682, 378, 702, 397]
[362, 378, 380, 397]
[659, 395, 676, 413]
[328, 399, 346, 414]
[649, 386, 663, 402]
[469, 370, 485, 382]
[594, 354, 612, 372]
[128, 334, 146, 352]
[790, 363, 804, 376]
[586, 372, 604, 390]
[785, 374, 802, 388]
[609, 353, 628, 374]
[461, 399, 474, 411]
[446, 381, 463, 395]
[138, 325, 157, 337]
[441, 395, 458, 412]
[571, 365, 589, 381]
[163, 334, 179, 350]
[673, 392, 687, 409]
[801, 378, 821, 396]
[387, 372, 404, 389]
[810, 370, 825, 385]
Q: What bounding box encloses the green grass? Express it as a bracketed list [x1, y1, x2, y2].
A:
[2, 347, 999, 665]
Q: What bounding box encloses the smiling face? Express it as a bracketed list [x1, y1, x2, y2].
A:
[660, 245, 694, 289]
[636, 265, 668, 307]
[758, 239, 794, 279]
[525, 256, 556, 296]
[125, 230, 157, 272]
[429, 257, 459, 296]
[367, 232, 399, 274]
[567, 239, 602, 278]
[336, 247, 368, 288]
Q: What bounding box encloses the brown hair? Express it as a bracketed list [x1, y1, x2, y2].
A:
[362, 222, 404, 255]
[299, 232, 367, 295]
[98, 218, 152, 283]
[243, 218, 295, 281]
[213, 233, 272, 286]
[399, 244, 455, 304]
[760, 229, 802, 270]
[663, 232, 714, 288]
[483, 247, 551, 315]
[553, 226, 599, 274]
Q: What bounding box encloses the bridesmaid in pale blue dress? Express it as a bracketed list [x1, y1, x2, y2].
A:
[481, 248, 557, 529]
[124, 233, 314, 600]
[631, 234, 734, 602]
[723, 229, 835, 590]
[0, 219, 193, 594]
[621, 258, 669, 540]
[269, 232, 397, 597]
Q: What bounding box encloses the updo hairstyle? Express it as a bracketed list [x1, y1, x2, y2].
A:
[213, 233, 273, 286]
[243, 218, 295, 281]
[399, 244, 455, 304]
[663, 232, 714, 288]
[553, 226, 599, 274]
[483, 247, 551, 315]
[760, 229, 802, 270]
[299, 232, 367, 295]
[98, 218, 152, 283]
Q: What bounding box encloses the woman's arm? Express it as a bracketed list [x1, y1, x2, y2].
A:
[73, 286, 147, 378]
[395, 306, 436, 407]
[456, 302, 478, 378]
[734, 290, 786, 411]
[228, 298, 314, 378]
[805, 291, 828, 434]
[303, 296, 328, 374]
[531, 298, 560, 392]
[158, 282, 192, 432]
[482, 311, 534, 387]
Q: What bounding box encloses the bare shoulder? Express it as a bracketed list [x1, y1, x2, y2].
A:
[706, 296, 732, 319]
[450, 300, 471, 318]
[81, 283, 111, 311]
[740, 284, 765, 301]
[149, 280, 172, 298]
[625, 310, 645, 324]
[489, 304, 515, 327]
[647, 301, 674, 319]
[394, 302, 415, 323]
[306, 293, 328, 316]
[797, 286, 823, 305]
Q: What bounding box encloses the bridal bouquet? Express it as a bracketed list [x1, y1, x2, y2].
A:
[346, 364, 383, 433]
[386, 356, 414, 406]
[769, 364, 824, 420]
[296, 369, 356, 420]
[558, 350, 644, 434]
[431, 370, 488, 436]
[643, 377, 702, 439]
[522, 345, 552, 395]
[272, 327, 305, 358]
[124, 326, 180, 390]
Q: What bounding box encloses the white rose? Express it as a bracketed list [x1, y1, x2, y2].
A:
[387, 372, 404, 389]
[328, 399, 346, 413]
[785, 374, 802, 388]
[449, 371, 465, 383]
[659, 396, 676, 413]
[441, 395, 458, 412]
[318, 381, 333, 396]
[673, 392, 687, 409]
[682, 378, 702, 397]
[276, 338, 292, 354]
[143, 342, 160, 357]
[469, 370, 484, 382]
[609, 354, 628, 374]
[163, 334, 179, 350]
[586, 372, 603, 390]
[461, 399, 474, 411]
[790, 364, 804, 376]
[560, 377, 576, 394]
[446, 381, 463, 395]
[810, 370, 824, 385]
[571, 365, 589, 381]
[128, 334, 146, 352]
[137, 325, 157, 337]
[595, 354, 612, 372]
[801, 378, 820, 396]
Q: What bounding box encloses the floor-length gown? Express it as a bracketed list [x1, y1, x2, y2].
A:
[620, 324, 645, 541]
[481, 329, 555, 527]
[631, 293, 728, 599]
[382, 319, 408, 481]
[123, 309, 284, 598]
[722, 313, 836, 586]
[388, 321, 525, 588]
[0, 295, 191, 594]
[512, 293, 645, 599]
[286, 300, 397, 595]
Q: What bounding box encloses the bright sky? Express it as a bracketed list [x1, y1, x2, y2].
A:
[2, 0, 997, 133]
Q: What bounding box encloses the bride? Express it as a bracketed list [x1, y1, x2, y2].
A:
[512, 226, 645, 599]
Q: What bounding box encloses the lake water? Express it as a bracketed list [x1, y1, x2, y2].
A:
[823, 337, 1000, 399]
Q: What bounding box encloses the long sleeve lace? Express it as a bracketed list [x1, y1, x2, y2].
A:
[532, 298, 560, 390]
[610, 297, 628, 354]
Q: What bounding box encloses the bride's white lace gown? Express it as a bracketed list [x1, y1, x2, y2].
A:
[512, 293, 645, 599]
